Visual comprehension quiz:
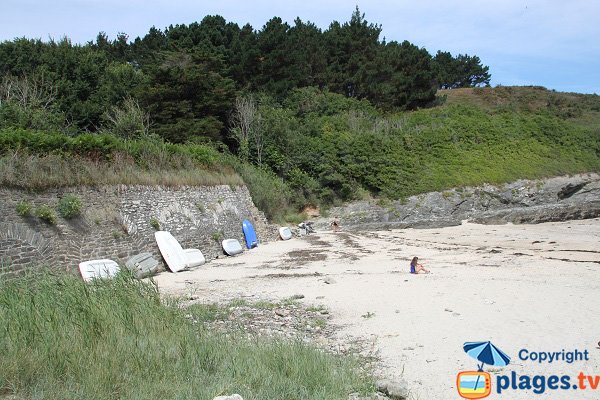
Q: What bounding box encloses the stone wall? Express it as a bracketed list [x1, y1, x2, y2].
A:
[0, 185, 276, 277]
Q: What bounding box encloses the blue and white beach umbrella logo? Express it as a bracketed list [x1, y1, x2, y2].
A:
[464, 341, 511, 371]
[457, 341, 511, 399]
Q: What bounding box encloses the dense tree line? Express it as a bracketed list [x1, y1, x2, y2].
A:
[0, 8, 526, 214]
[0, 8, 490, 143]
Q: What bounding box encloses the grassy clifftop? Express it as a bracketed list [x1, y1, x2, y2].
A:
[442, 86, 600, 125]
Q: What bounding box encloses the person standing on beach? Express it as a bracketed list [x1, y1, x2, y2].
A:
[410, 257, 430, 274]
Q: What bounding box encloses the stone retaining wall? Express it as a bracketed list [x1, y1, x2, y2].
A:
[0, 185, 276, 277]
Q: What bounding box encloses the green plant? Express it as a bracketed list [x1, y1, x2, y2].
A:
[187, 303, 231, 323]
[312, 318, 327, 329]
[415, 196, 425, 208]
[0, 272, 373, 399]
[281, 296, 301, 306]
[229, 158, 294, 221]
[15, 200, 32, 217]
[253, 300, 279, 310]
[228, 298, 249, 308]
[307, 305, 327, 313]
[100, 97, 151, 140]
[535, 180, 544, 190]
[35, 205, 57, 224]
[149, 217, 160, 231]
[196, 203, 205, 213]
[0, 129, 242, 190]
[442, 191, 453, 200]
[57, 194, 82, 219]
[284, 211, 307, 225]
[376, 197, 391, 208]
[211, 231, 224, 242]
[361, 311, 376, 319]
[459, 190, 473, 200]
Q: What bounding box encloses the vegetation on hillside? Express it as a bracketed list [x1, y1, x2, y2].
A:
[0, 9, 598, 221]
[234, 87, 600, 202]
[0, 271, 372, 399]
[0, 8, 489, 138]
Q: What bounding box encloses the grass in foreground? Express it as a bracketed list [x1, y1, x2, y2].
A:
[0, 271, 372, 400]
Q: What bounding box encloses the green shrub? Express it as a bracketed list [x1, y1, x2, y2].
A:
[100, 97, 151, 140]
[0, 75, 67, 133]
[35, 205, 57, 224]
[211, 231, 224, 242]
[149, 217, 160, 231]
[0, 129, 243, 192]
[57, 194, 82, 219]
[228, 157, 294, 221]
[284, 211, 307, 225]
[15, 200, 32, 217]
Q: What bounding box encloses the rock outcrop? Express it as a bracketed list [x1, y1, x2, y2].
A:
[316, 173, 600, 230]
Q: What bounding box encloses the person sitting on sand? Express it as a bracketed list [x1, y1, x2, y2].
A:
[410, 257, 430, 274]
[331, 217, 340, 231]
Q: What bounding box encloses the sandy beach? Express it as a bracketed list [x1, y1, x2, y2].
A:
[155, 218, 600, 399]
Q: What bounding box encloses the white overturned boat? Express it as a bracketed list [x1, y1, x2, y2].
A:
[184, 248, 206, 268]
[279, 227, 292, 240]
[155, 231, 205, 272]
[222, 239, 243, 256]
[79, 259, 120, 282]
[155, 231, 187, 272]
[125, 253, 159, 279]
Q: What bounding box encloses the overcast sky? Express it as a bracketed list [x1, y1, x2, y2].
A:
[1, 0, 598, 94]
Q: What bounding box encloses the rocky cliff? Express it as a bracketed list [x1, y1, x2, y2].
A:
[316, 173, 600, 230]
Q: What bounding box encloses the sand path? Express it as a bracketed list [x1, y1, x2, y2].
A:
[155, 219, 600, 399]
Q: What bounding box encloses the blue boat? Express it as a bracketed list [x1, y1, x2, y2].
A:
[242, 219, 258, 249]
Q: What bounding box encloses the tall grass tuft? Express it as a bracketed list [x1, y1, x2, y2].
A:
[0, 151, 244, 190]
[0, 271, 372, 399]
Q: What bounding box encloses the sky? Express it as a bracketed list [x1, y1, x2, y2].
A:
[1, 0, 598, 94]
